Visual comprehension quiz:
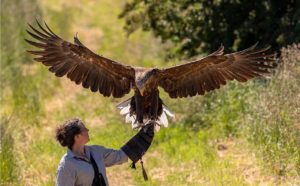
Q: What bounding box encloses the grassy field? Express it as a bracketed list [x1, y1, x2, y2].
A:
[1, 0, 299, 185]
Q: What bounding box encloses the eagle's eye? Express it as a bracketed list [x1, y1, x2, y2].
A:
[151, 68, 159, 74]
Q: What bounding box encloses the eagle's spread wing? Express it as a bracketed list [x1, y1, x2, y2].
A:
[25, 20, 135, 98]
[158, 44, 277, 98]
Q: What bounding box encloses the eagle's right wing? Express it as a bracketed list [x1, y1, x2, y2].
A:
[158, 44, 278, 98]
[25, 20, 135, 98]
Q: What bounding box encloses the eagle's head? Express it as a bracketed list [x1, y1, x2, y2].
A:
[135, 68, 160, 96]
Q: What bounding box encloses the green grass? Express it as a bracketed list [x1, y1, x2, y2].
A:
[243, 45, 300, 179]
[1, 0, 299, 185]
[0, 115, 17, 185]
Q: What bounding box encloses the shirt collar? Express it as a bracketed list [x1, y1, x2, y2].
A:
[67, 146, 91, 161]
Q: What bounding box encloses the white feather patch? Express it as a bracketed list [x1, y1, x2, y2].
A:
[131, 115, 136, 124]
[116, 99, 131, 109]
[125, 114, 132, 123]
[118, 102, 176, 130]
[120, 104, 130, 115]
[132, 122, 139, 129]
[159, 112, 168, 127]
[163, 105, 175, 118]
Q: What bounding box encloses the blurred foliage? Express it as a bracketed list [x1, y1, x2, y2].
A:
[0, 115, 16, 184]
[1, 0, 42, 184]
[0, 0, 73, 184]
[179, 81, 251, 135]
[120, 0, 300, 58]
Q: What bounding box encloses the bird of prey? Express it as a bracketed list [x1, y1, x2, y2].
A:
[25, 20, 277, 130]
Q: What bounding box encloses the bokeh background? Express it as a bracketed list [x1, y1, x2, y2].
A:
[1, 0, 299, 185]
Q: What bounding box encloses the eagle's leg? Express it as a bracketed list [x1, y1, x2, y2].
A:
[149, 90, 159, 121]
[134, 91, 144, 125]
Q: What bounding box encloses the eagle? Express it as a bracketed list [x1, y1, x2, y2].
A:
[25, 20, 277, 130]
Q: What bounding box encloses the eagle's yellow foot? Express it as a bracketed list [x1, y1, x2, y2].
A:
[144, 119, 161, 132]
[132, 122, 144, 130]
[154, 122, 161, 132]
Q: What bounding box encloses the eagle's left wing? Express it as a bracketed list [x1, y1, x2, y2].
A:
[158, 44, 278, 98]
[25, 20, 135, 98]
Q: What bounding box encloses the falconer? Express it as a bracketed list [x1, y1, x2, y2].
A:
[55, 118, 154, 186]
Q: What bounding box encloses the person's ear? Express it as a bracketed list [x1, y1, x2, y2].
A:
[75, 134, 80, 140]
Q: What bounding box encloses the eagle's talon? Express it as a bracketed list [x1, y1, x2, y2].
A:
[145, 119, 156, 126]
[132, 122, 144, 130]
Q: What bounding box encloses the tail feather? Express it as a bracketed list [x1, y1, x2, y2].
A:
[116, 98, 131, 109]
[125, 114, 134, 123]
[162, 105, 175, 118]
[117, 99, 175, 130]
[120, 104, 130, 115]
[158, 112, 168, 127]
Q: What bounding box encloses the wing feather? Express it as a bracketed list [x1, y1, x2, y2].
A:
[25, 20, 134, 98]
[159, 44, 278, 98]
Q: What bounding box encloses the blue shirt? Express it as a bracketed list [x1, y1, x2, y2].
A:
[56, 145, 128, 186]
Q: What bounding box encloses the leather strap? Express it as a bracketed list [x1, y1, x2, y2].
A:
[90, 154, 106, 186]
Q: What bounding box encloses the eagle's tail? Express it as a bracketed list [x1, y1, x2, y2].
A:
[117, 98, 175, 131]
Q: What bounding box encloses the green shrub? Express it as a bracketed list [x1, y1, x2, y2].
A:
[244, 44, 300, 177]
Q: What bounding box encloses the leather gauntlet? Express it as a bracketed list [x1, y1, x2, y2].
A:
[121, 123, 155, 180]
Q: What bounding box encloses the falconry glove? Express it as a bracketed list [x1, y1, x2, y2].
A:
[121, 122, 155, 181]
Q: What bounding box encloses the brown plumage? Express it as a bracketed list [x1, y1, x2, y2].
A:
[25, 20, 278, 129]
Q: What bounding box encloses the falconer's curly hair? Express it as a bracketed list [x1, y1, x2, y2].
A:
[55, 118, 84, 149]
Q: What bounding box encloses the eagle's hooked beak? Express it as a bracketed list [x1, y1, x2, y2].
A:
[140, 88, 146, 96]
[136, 83, 146, 96]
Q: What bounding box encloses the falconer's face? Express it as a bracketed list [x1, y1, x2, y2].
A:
[75, 123, 90, 145]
